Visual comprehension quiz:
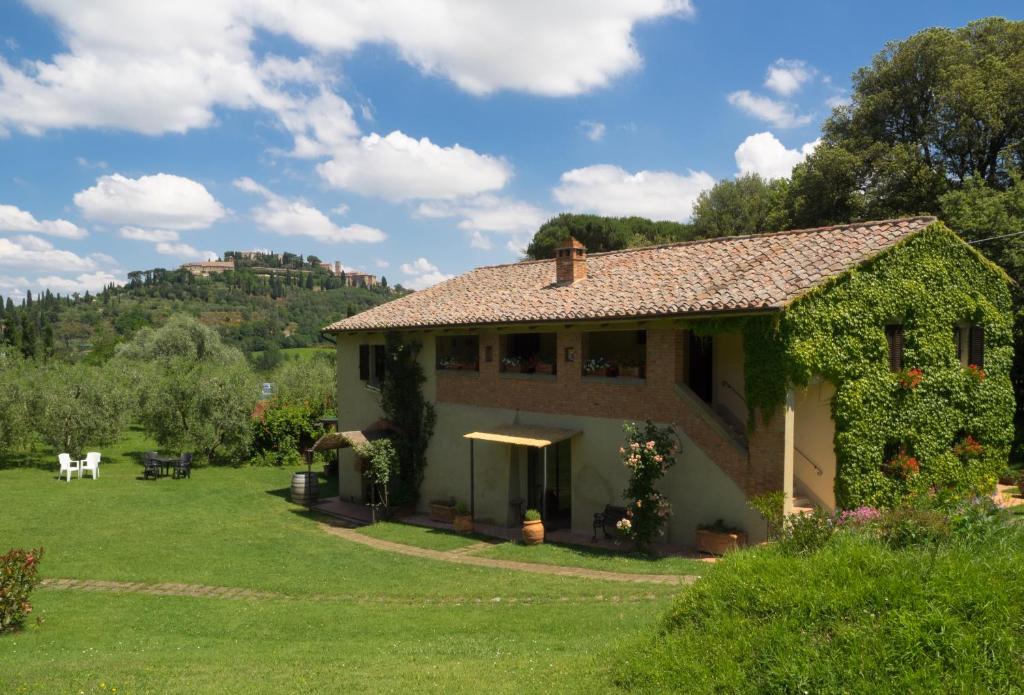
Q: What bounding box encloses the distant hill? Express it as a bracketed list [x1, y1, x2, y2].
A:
[0, 252, 405, 362]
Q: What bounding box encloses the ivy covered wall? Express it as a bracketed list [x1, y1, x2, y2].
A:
[742, 222, 1014, 508]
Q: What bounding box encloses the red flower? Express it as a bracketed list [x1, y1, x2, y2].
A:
[898, 368, 923, 390]
[967, 364, 986, 382]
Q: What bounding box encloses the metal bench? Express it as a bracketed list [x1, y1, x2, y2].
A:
[593, 504, 628, 540]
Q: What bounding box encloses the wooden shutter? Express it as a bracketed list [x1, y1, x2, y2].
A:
[373, 345, 387, 382]
[885, 325, 904, 372]
[358, 344, 369, 381]
[968, 325, 984, 367]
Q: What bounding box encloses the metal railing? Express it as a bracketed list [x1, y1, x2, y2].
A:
[794, 446, 823, 476]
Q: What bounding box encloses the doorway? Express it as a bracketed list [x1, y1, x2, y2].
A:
[526, 440, 572, 530]
[688, 332, 714, 403]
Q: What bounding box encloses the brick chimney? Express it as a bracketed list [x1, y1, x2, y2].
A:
[555, 236, 587, 284]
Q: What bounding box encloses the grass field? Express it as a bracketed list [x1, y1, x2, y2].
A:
[0, 428, 678, 693]
[476, 540, 709, 576]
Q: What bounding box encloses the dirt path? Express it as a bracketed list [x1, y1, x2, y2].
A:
[319, 519, 697, 586]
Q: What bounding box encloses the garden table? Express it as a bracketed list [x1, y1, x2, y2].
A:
[154, 456, 179, 477]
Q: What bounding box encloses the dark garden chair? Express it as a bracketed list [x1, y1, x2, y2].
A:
[173, 453, 192, 479]
[142, 452, 161, 480]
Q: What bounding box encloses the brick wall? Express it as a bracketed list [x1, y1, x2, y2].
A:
[435, 327, 786, 497]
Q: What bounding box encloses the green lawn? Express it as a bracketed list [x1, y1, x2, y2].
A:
[476, 540, 709, 576]
[0, 429, 676, 693]
[355, 521, 492, 551]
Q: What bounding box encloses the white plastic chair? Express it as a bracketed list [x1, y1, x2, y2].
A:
[58, 453, 80, 482]
[80, 452, 101, 479]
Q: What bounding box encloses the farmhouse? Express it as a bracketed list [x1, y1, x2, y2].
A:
[180, 259, 235, 276]
[323, 217, 1014, 546]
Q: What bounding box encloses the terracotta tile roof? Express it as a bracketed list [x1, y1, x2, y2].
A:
[325, 217, 937, 332]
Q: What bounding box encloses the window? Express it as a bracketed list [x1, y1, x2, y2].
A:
[358, 344, 387, 387]
[436, 335, 479, 371]
[682, 331, 713, 403]
[885, 325, 904, 372]
[953, 323, 984, 368]
[500, 333, 557, 375]
[582, 330, 646, 379]
[968, 325, 984, 368]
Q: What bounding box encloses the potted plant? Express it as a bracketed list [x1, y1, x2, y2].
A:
[521, 508, 544, 545]
[453, 502, 474, 533]
[696, 519, 746, 555]
[584, 357, 610, 377]
[430, 498, 457, 523]
[618, 358, 642, 379]
[500, 355, 524, 373]
[533, 360, 554, 375]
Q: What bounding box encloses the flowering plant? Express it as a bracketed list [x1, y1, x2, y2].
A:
[897, 367, 923, 390]
[615, 517, 632, 534]
[500, 355, 523, 370]
[618, 421, 678, 548]
[967, 364, 986, 382]
[836, 506, 882, 526]
[583, 357, 610, 374]
[952, 435, 984, 459]
[884, 448, 920, 479]
[0, 547, 44, 633]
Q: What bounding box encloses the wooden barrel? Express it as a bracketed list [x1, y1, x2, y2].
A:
[291, 472, 319, 506]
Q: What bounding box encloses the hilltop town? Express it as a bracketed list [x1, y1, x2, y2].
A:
[179, 250, 379, 288]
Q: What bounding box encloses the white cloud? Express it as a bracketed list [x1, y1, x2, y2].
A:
[119, 226, 180, 243]
[234, 177, 385, 243]
[34, 271, 122, 295]
[469, 231, 493, 250]
[416, 194, 550, 250]
[74, 173, 225, 230]
[734, 132, 819, 180]
[581, 120, 606, 142]
[0, 203, 87, 239]
[400, 256, 454, 290]
[75, 156, 108, 170]
[553, 164, 714, 221]
[0, 1, 690, 137]
[331, 203, 350, 216]
[374, 259, 390, 268]
[0, 235, 99, 272]
[154, 242, 217, 259]
[764, 59, 816, 96]
[317, 131, 511, 201]
[727, 90, 813, 129]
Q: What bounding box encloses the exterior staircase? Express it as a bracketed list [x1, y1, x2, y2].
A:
[790, 495, 815, 516]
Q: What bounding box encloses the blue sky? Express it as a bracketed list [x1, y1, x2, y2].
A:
[0, 0, 1020, 297]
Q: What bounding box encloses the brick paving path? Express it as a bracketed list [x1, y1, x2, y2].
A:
[319, 519, 697, 586]
[39, 577, 665, 605]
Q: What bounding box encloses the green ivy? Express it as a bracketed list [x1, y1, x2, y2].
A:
[793, 225, 1011, 506]
[738, 222, 1014, 508]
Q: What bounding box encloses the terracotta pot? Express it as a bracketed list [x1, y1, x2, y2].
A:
[430, 503, 456, 523]
[521, 519, 545, 545]
[453, 514, 474, 533]
[696, 528, 746, 556]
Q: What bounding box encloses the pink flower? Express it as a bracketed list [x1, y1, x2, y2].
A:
[630, 442, 640, 450]
[636, 499, 643, 508]
[654, 455, 663, 462]
[619, 447, 625, 454]
[646, 441, 656, 450]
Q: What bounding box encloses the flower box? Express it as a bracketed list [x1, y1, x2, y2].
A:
[453, 513, 474, 533]
[619, 365, 642, 378]
[430, 501, 457, 523]
[534, 362, 554, 374]
[696, 528, 746, 556]
[587, 367, 609, 377]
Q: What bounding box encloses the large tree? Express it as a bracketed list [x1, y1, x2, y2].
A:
[526, 214, 692, 259]
[690, 174, 791, 238]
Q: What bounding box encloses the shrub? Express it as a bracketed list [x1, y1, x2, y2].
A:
[875, 506, 951, 549]
[747, 490, 786, 540]
[523, 509, 541, 522]
[1, 547, 43, 633]
[618, 421, 678, 549]
[776, 508, 835, 555]
[251, 402, 323, 466]
[354, 439, 398, 514]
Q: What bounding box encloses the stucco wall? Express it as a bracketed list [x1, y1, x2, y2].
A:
[333, 329, 768, 545]
[793, 380, 837, 510]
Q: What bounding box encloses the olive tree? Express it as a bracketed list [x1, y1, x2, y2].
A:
[116, 315, 258, 463]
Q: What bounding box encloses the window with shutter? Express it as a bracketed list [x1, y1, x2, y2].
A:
[885, 325, 904, 372]
[953, 326, 962, 362]
[358, 344, 369, 381]
[968, 325, 984, 367]
[372, 345, 387, 385]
